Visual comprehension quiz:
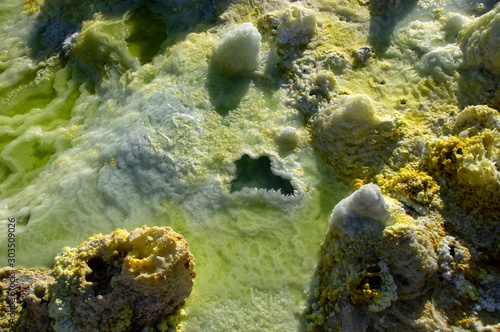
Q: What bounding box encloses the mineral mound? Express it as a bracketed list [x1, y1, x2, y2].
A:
[1, 226, 195, 332]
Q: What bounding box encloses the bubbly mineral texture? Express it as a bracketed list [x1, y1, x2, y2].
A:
[460, 4, 500, 76]
[210, 22, 261, 76]
[312, 94, 402, 179]
[0, 268, 53, 331]
[1, 226, 195, 331]
[2, 0, 500, 330]
[305, 184, 500, 331]
[458, 3, 500, 109]
[273, 6, 316, 47]
[422, 105, 500, 259]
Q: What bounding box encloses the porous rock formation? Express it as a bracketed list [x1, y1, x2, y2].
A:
[460, 3, 500, 76]
[312, 94, 402, 179]
[1, 226, 195, 332]
[305, 184, 499, 331]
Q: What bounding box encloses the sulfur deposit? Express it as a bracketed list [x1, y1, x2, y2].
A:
[1, 0, 500, 330]
[305, 184, 497, 331]
[312, 94, 402, 179]
[460, 4, 500, 76]
[1, 226, 195, 331]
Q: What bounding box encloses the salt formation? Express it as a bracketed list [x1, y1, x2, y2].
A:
[380, 167, 441, 214]
[457, 3, 500, 109]
[306, 184, 497, 331]
[0, 268, 53, 330]
[276, 126, 300, 150]
[312, 94, 401, 179]
[211, 22, 261, 76]
[420, 46, 463, 82]
[327, 183, 391, 234]
[460, 3, 500, 76]
[1, 0, 500, 330]
[258, 6, 316, 47]
[427, 105, 500, 202]
[1, 226, 195, 331]
[306, 184, 399, 329]
[258, 6, 316, 69]
[423, 105, 500, 249]
[275, 7, 316, 47]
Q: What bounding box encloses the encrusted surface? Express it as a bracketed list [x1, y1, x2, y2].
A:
[1, 226, 195, 332]
[0, 0, 499, 330]
[305, 185, 499, 331]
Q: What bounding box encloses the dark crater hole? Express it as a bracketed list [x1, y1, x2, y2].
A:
[85, 256, 121, 296]
[125, 6, 167, 64]
[230, 155, 295, 196]
[449, 245, 456, 258]
[366, 275, 383, 289]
